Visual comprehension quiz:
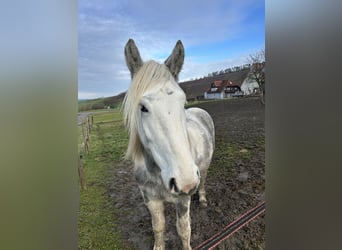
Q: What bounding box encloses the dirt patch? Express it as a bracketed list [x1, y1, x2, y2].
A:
[108, 97, 265, 249]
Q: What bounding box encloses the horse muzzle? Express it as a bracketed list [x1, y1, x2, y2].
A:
[169, 177, 199, 196]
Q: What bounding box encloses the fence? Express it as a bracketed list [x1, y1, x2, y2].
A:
[78, 115, 93, 190]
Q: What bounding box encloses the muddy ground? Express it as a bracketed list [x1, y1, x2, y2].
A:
[108, 97, 265, 249]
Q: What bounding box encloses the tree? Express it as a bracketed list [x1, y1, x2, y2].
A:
[247, 50, 265, 104]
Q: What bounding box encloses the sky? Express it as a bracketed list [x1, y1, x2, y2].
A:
[78, 0, 265, 100]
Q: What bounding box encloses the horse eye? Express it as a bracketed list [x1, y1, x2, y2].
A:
[140, 105, 149, 113]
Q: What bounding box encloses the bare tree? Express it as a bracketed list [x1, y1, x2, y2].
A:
[247, 50, 265, 104]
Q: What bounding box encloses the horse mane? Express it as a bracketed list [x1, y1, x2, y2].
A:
[122, 60, 174, 162]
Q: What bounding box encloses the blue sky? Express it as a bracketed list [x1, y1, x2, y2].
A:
[78, 0, 264, 99]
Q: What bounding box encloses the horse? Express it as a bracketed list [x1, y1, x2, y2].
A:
[122, 39, 215, 250]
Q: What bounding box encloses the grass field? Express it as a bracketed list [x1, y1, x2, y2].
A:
[78, 108, 129, 250]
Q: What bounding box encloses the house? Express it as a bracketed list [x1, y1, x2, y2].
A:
[204, 80, 243, 99]
[240, 62, 265, 95]
[179, 68, 250, 101]
[240, 78, 260, 95]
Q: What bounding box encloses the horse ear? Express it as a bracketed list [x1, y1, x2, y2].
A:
[124, 39, 143, 78]
[164, 40, 184, 80]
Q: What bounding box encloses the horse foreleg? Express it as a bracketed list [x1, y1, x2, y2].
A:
[146, 200, 165, 250]
[198, 169, 208, 207]
[176, 198, 192, 250]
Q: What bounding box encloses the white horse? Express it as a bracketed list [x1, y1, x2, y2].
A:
[123, 39, 215, 250]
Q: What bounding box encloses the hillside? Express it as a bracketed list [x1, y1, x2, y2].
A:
[78, 67, 250, 111]
[78, 92, 125, 112]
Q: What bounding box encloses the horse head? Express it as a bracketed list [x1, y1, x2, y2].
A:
[124, 39, 200, 195]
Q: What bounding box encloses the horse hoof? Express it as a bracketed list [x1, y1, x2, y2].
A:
[200, 200, 208, 208]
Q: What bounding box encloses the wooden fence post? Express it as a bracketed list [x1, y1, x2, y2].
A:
[78, 155, 86, 190]
[84, 136, 89, 154]
[81, 117, 90, 154]
[82, 121, 86, 138]
[87, 116, 91, 133]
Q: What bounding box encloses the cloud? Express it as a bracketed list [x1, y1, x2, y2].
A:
[180, 52, 253, 81]
[78, 0, 264, 98]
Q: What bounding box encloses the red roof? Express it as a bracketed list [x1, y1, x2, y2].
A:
[205, 80, 240, 93]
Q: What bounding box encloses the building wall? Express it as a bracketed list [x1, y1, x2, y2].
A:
[205, 92, 222, 99]
[240, 78, 260, 95]
[225, 93, 233, 98]
[205, 91, 241, 99]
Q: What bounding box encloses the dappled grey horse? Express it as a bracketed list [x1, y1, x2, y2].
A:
[122, 39, 215, 250]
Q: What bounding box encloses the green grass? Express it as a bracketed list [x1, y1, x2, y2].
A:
[78, 96, 124, 112]
[208, 135, 257, 177]
[185, 97, 244, 108]
[93, 110, 123, 124]
[78, 108, 128, 250]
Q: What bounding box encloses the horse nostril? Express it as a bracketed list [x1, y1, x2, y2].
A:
[169, 178, 179, 193]
[197, 170, 200, 178]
